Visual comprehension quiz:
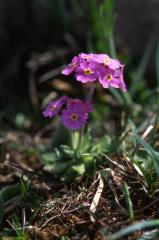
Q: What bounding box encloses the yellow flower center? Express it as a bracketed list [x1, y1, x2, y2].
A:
[85, 55, 92, 59]
[106, 74, 112, 81]
[84, 68, 92, 75]
[50, 105, 55, 112]
[71, 63, 77, 68]
[70, 113, 78, 121]
[103, 58, 110, 66]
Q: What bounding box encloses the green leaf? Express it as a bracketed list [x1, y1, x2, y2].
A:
[72, 164, 85, 175]
[138, 229, 159, 240]
[130, 37, 156, 96]
[44, 161, 69, 174]
[123, 182, 134, 220]
[91, 135, 111, 154]
[104, 219, 159, 240]
[80, 128, 92, 153]
[41, 152, 60, 164]
[132, 134, 159, 176]
[156, 41, 159, 89]
[0, 184, 21, 202]
[82, 153, 94, 163]
[133, 159, 144, 176]
[60, 145, 75, 157]
[149, 110, 159, 146]
[0, 197, 4, 226]
[0, 184, 21, 225]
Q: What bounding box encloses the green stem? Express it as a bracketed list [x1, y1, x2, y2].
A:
[71, 131, 80, 152]
[78, 125, 84, 152]
[71, 131, 75, 150]
[86, 83, 96, 102]
[76, 84, 96, 152]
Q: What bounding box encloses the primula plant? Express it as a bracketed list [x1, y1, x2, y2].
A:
[42, 53, 126, 181]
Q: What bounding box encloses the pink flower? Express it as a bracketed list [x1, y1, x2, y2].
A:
[61, 99, 91, 130]
[42, 96, 67, 118]
[75, 61, 99, 83]
[61, 53, 126, 92]
[62, 56, 80, 75]
[43, 97, 93, 130]
[99, 67, 124, 90]
[94, 54, 121, 69]
[79, 53, 97, 61]
[118, 65, 126, 92]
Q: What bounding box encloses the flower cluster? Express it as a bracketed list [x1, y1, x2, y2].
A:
[62, 53, 126, 92]
[43, 52, 127, 131]
[43, 96, 93, 130]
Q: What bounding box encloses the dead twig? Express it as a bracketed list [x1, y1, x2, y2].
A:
[4, 162, 51, 192]
[90, 173, 104, 222]
[134, 198, 159, 213]
[101, 169, 127, 215]
[40, 203, 82, 229]
[101, 154, 126, 172]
